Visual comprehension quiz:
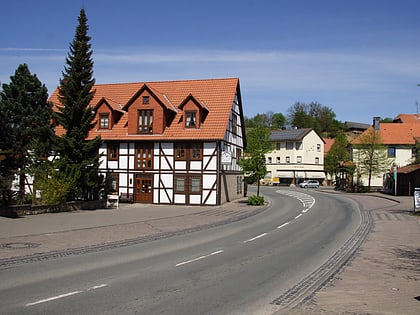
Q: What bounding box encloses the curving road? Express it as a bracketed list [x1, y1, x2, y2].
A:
[0, 187, 363, 314]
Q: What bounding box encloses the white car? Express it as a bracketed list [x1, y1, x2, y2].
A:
[299, 180, 319, 188]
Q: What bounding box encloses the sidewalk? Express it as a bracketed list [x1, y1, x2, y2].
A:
[0, 198, 264, 261]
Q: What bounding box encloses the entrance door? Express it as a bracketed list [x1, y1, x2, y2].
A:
[135, 174, 153, 203]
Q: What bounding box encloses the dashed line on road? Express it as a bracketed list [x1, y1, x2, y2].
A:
[25, 284, 108, 307]
[176, 250, 224, 267]
[243, 233, 268, 243]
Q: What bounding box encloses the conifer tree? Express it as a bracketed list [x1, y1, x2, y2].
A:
[0, 64, 53, 203]
[54, 8, 102, 200]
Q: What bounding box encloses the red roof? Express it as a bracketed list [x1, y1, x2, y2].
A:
[50, 78, 240, 141]
[352, 123, 420, 145]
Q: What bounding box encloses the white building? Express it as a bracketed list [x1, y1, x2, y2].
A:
[264, 128, 326, 185]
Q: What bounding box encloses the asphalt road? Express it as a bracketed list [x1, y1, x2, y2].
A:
[0, 187, 361, 314]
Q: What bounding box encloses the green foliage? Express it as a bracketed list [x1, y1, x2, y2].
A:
[0, 64, 53, 203]
[355, 128, 393, 192]
[54, 9, 102, 201]
[324, 132, 350, 177]
[244, 111, 286, 129]
[287, 101, 344, 137]
[35, 164, 77, 205]
[238, 126, 273, 196]
[247, 195, 265, 206]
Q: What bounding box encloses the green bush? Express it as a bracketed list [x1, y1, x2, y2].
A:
[247, 195, 265, 206]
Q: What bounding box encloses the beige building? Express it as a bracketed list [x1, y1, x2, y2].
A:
[264, 128, 326, 186]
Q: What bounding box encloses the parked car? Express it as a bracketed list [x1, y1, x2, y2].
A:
[299, 180, 319, 188]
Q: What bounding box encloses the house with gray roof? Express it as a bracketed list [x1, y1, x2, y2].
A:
[264, 128, 326, 186]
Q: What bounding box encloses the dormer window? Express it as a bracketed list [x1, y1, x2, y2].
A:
[138, 110, 153, 134]
[186, 111, 197, 128]
[99, 113, 109, 129]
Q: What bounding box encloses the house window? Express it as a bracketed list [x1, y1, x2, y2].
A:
[142, 96, 149, 104]
[276, 156, 280, 164]
[186, 111, 197, 128]
[174, 176, 186, 193]
[174, 175, 202, 194]
[286, 156, 290, 163]
[276, 143, 281, 150]
[315, 157, 320, 164]
[236, 148, 242, 160]
[191, 176, 201, 193]
[135, 143, 153, 169]
[232, 114, 238, 134]
[317, 144, 321, 152]
[267, 157, 272, 164]
[99, 113, 109, 129]
[191, 143, 202, 160]
[108, 143, 119, 161]
[138, 110, 153, 134]
[286, 142, 293, 150]
[297, 156, 302, 163]
[175, 143, 202, 161]
[295, 142, 303, 150]
[175, 143, 186, 160]
[388, 147, 396, 158]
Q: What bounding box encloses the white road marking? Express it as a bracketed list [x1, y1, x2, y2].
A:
[176, 250, 224, 267]
[26, 283, 108, 307]
[243, 233, 268, 243]
[294, 213, 303, 219]
[277, 222, 290, 229]
[26, 291, 82, 306]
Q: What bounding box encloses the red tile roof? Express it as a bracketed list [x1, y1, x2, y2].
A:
[50, 78, 240, 141]
[393, 114, 420, 124]
[323, 138, 335, 154]
[351, 123, 420, 145]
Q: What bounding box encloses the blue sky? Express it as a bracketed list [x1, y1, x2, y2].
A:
[1, 0, 420, 124]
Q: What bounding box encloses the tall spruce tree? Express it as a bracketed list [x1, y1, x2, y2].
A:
[54, 8, 102, 200]
[0, 64, 53, 204]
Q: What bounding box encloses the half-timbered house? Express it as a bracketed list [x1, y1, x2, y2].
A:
[50, 78, 246, 205]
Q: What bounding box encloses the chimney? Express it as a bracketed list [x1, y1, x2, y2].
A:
[373, 117, 380, 131]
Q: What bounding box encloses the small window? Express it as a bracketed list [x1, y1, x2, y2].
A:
[175, 143, 186, 160]
[108, 143, 119, 160]
[108, 173, 118, 193]
[297, 156, 302, 163]
[191, 177, 201, 193]
[190, 143, 202, 160]
[286, 156, 290, 163]
[138, 110, 153, 134]
[186, 111, 197, 128]
[286, 142, 293, 150]
[142, 96, 149, 104]
[99, 113, 109, 129]
[388, 147, 396, 158]
[276, 156, 280, 164]
[276, 143, 281, 150]
[295, 142, 303, 150]
[315, 157, 320, 164]
[317, 144, 321, 152]
[175, 177, 185, 192]
[267, 157, 272, 164]
[232, 114, 238, 134]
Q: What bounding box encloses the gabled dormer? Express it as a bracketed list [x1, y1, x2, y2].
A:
[94, 97, 125, 130]
[178, 94, 209, 129]
[123, 84, 177, 135]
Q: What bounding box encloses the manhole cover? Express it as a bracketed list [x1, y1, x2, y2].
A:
[1, 242, 40, 249]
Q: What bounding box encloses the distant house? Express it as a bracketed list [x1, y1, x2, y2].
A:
[350, 115, 420, 192]
[50, 78, 246, 205]
[264, 128, 325, 186]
